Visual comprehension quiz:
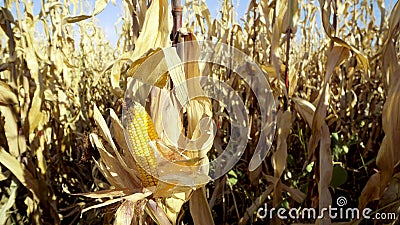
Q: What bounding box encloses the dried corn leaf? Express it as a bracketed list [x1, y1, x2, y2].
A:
[64, 15, 91, 23]
[376, 68, 400, 192]
[126, 49, 168, 91]
[271, 110, 291, 213]
[153, 144, 210, 188]
[109, 109, 131, 156]
[93, 105, 117, 150]
[31, 132, 46, 174]
[271, 2, 285, 94]
[238, 185, 274, 225]
[273, 110, 291, 178]
[64, 0, 110, 23]
[149, 88, 184, 148]
[193, 0, 212, 35]
[307, 46, 349, 161]
[0, 170, 10, 181]
[110, 60, 124, 97]
[27, 89, 43, 136]
[147, 199, 173, 225]
[153, 193, 188, 225]
[375, 0, 400, 194]
[93, 0, 110, 16]
[0, 180, 17, 225]
[81, 197, 124, 214]
[261, 64, 285, 78]
[162, 47, 190, 106]
[75, 188, 134, 199]
[0, 105, 19, 157]
[82, 192, 150, 214]
[281, 0, 299, 33]
[110, 0, 171, 95]
[204, 43, 276, 172]
[0, 7, 14, 27]
[189, 187, 215, 225]
[113, 200, 135, 225]
[379, 0, 400, 56]
[359, 172, 381, 210]
[263, 175, 305, 203]
[22, 20, 43, 135]
[0, 81, 18, 105]
[90, 133, 140, 189]
[318, 0, 369, 77]
[181, 32, 213, 160]
[317, 123, 332, 225]
[305, 46, 348, 225]
[130, 0, 171, 57]
[0, 147, 40, 201]
[292, 97, 315, 127]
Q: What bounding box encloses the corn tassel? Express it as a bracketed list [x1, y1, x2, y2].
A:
[123, 99, 159, 187]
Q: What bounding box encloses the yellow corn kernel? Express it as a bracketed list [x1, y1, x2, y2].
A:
[123, 99, 159, 187]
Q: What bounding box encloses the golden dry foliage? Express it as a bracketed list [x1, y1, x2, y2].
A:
[359, 0, 400, 219]
[185, 0, 398, 224]
[1, 0, 115, 224]
[1, 0, 400, 224]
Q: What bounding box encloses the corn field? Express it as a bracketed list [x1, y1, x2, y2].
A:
[0, 0, 400, 224]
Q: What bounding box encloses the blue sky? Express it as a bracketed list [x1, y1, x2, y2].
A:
[70, 0, 396, 47]
[1, 0, 396, 47]
[95, 0, 395, 46]
[95, 0, 249, 46]
[0, 0, 248, 46]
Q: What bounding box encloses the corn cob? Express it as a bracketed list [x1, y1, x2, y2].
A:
[122, 99, 159, 187]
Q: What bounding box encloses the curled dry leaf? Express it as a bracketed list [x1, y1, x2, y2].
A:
[303, 46, 348, 225]
[273, 110, 291, 178]
[292, 97, 316, 127]
[359, 173, 381, 210]
[0, 81, 18, 105]
[109, 0, 171, 96]
[317, 123, 332, 225]
[307, 46, 349, 164]
[189, 188, 215, 225]
[0, 105, 19, 157]
[374, 0, 400, 194]
[0, 180, 18, 225]
[271, 110, 291, 211]
[318, 0, 369, 78]
[0, 147, 40, 201]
